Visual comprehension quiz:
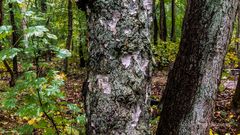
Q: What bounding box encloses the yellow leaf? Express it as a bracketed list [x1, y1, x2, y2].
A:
[209, 129, 214, 135]
[39, 112, 44, 117]
[28, 118, 36, 125]
[23, 117, 29, 120]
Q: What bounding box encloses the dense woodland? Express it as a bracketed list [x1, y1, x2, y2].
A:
[0, 0, 240, 134]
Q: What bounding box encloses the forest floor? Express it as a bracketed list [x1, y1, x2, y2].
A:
[0, 68, 240, 134]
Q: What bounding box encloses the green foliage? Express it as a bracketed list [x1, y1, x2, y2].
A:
[1, 70, 86, 134]
[0, 1, 85, 132]
[152, 41, 179, 67]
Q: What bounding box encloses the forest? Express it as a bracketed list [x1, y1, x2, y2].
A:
[0, 0, 240, 134]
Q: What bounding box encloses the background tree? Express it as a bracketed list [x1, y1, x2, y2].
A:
[153, 0, 158, 45]
[157, 0, 239, 134]
[64, 0, 73, 73]
[9, 2, 20, 77]
[232, 4, 240, 110]
[159, 0, 167, 41]
[170, 0, 176, 42]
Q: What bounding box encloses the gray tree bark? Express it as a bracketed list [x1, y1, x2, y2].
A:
[157, 0, 239, 134]
[85, 0, 152, 134]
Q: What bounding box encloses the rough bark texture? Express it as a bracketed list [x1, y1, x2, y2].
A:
[159, 0, 167, 41]
[157, 0, 239, 134]
[153, 0, 158, 45]
[85, 0, 152, 134]
[170, 0, 176, 42]
[232, 5, 240, 110]
[64, 0, 73, 73]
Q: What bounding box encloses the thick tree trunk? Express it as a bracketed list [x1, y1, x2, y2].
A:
[157, 0, 239, 134]
[153, 0, 158, 45]
[64, 0, 73, 73]
[232, 5, 240, 110]
[9, 2, 19, 77]
[85, 0, 152, 134]
[159, 0, 167, 41]
[170, 0, 176, 42]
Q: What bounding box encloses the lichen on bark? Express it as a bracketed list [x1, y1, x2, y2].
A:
[85, 0, 152, 134]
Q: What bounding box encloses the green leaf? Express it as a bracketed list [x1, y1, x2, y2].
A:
[45, 85, 60, 96]
[43, 128, 55, 135]
[76, 115, 86, 125]
[26, 26, 49, 38]
[0, 48, 21, 60]
[2, 97, 17, 109]
[67, 104, 81, 113]
[56, 49, 71, 59]
[46, 33, 58, 40]
[17, 125, 34, 135]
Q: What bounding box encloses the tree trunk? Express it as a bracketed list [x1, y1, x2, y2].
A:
[0, 0, 15, 87]
[153, 0, 158, 45]
[64, 0, 73, 73]
[79, 33, 85, 68]
[159, 0, 167, 41]
[41, 0, 47, 13]
[170, 0, 176, 42]
[157, 0, 239, 134]
[21, 3, 28, 48]
[85, 0, 152, 134]
[9, 2, 19, 77]
[232, 4, 240, 110]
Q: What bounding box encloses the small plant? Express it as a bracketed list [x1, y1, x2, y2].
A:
[152, 40, 179, 68]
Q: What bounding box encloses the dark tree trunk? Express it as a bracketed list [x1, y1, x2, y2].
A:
[153, 0, 158, 45]
[232, 5, 240, 110]
[41, 0, 47, 12]
[170, 0, 176, 42]
[159, 0, 167, 41]
[0, 0, 2, 24]
[9, 2, 19, 77]
[0, 0, 15, 87]
[157, 0, 239, 134]
[64, 0, 73, 73]
[85, 0, 152, 134]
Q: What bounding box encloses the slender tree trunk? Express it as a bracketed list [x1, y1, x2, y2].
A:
[170, 0, 176, 42]
[153, 0, 158, 45]
[157, 0, 239, 134]
[41, 0, 47, 12]
[0, 0, 15, 87]
[64, 0, 73, 73]
[9, 2, 19, 77]
[159, 0, 167, 41]
[21, 3, 28, 48]
[85, 0, 152, 134]
[79, 33, 85, 68]
[232, 5, 240, 110]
